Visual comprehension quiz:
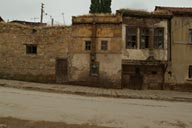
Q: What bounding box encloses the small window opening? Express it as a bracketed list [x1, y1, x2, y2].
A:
[85, 41, 91, 51]
[189, 66, 192, 78]
[90, 63, 99, 76]
[101, 40, 108, 51]
[189, 30, 192, 44]
[152, 71, 157, 75]
[26, 44, 37, 54]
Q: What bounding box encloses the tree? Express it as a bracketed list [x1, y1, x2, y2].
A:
[89, 0, 112, 13]
[89, 0, 101, 13]
[101, 0, 112, 13]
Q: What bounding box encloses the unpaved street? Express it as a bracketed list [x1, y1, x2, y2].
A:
[0, 87, 192, 128]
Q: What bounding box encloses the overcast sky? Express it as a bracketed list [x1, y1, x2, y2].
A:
[0, 0, 192, 25]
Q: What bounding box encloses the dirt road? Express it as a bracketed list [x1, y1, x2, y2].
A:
[0, 87, 192, 128]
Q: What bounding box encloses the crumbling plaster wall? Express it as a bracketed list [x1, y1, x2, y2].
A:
[121, 17, 168, 61]
[71, 20, 122, 88]
[167, 16, 192, 85]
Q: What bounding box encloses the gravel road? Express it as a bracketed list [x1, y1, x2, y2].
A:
[0, 87, 192, 128]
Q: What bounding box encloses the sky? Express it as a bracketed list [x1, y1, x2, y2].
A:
[0, 0, 192, 25]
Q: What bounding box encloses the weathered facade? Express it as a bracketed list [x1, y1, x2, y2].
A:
[0, 7, 191, 90]
[155, 7, 192, 90]
[118, 10, 171, 89]
[0, 23, 71, 83]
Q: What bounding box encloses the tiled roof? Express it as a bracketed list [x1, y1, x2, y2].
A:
[155, 6, 192, 15]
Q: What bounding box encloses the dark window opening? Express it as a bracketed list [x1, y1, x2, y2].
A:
[152, 71, 157, 75]
[189, 30, 192, 44]
[126, 27, 137, 49]
[189, 66, 192, 78]
[85, 41, 91, 51]
[101, 40, 108, 51]
[90, 63, 99, 76]
[140, 28, 150, 49]
[26, 44, 37, 54]
[154, 28, 164, 49]
[32, 29, 37, 34]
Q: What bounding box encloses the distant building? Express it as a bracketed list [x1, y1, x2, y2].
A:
[10, 20, 47, 26]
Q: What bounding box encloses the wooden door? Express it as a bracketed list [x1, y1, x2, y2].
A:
[56, 59, 68, 83]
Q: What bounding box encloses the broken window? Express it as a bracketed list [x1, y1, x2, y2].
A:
[154, 28, 164, 49]
[90, 63, 99, 76]
[85, 41, 91, 51]
[126, 27, 137, 49]
[189, 66, 192, 78]
[140, 28, 150, 49]
[26, 44, 37, 54]
[189, 30, 192, 44]
[101, 40, 108, 51]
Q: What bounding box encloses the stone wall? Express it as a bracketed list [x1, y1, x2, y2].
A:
[0, 22, 71, 83]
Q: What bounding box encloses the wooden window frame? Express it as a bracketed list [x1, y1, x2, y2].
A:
[26, 44, 37, 54]
[154, 28, 164, 49]
[126, 27, 137, 49]
[140, 28, 150, 49]
[101, 40, 108, 51]
[85, 41, 91, 51]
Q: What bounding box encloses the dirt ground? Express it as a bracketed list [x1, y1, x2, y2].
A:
[0, 117, 112, 128]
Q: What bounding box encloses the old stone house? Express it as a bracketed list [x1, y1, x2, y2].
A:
[117, 9, 171, 89]
[155, 6, 192, 89]
[0, 7, 191, 90]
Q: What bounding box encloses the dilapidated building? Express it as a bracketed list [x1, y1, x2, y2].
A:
[155, 6, 192, 90]
[0, 7, 191, 90]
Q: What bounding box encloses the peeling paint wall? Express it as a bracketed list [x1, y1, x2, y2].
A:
[166, 16, 192, 85]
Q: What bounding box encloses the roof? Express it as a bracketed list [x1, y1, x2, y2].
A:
[10, 20, 46, 26]
[155, 6, 192, 16]
[116, 9, 172, 19]
[0, 17, 4, 22]
[72, 14, 122, 24]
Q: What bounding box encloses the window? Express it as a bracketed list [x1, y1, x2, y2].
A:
[154, 28, 164, 49]
[90, 63, 99, 76]
[189, 66, 192, 78]
[140, 28, 150, 49]
[189, 30, 192, 44]
[26, 44, 37, 54]
[85, 41, 91, 51]
[126, 27, 137, 49]
[101, 40, 108, 51]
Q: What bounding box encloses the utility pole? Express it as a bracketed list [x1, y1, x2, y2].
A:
[40, 3, 44, 23]
[62, 13, 65, 25]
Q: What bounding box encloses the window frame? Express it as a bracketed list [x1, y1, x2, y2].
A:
[126, 26, 137, 49]
[26, 44, 37, 55]
[140, 28, 150, 49]
[189, 30, 192, 44]
[85, 41, 91, 51]
[90, 63, 99, 77]
[154, 28, 164, 49]
[101, 40, 108, 51]
[189, 65, 192, 78]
